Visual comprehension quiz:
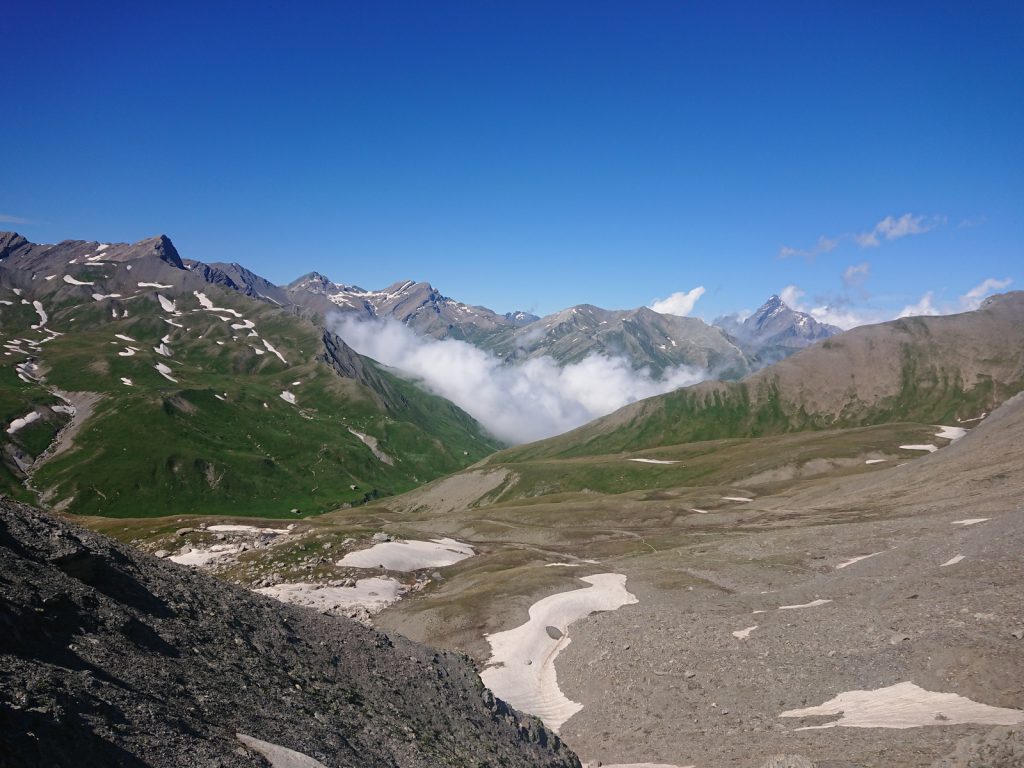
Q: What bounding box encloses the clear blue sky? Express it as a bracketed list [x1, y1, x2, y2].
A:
[3, 1, 1021, 324]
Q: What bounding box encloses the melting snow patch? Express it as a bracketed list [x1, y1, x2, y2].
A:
[121, 378, 133, 386]
[934, 425, 967, 441]
[722, 496, 753, 502]
[256, 577, 404, 618]
[137, 281, 173, 289]
[6, 411, 41, 434]
[161, 317, 184, 328]
[690, 508, 710, 514]
[154, 362, 178, 383]
[279, 390, 296, 404]
[338, 538, 475, 571]
[91, 293, 121, 301]
[63, 275, 94, 286]
[193, 291, 243, 317]
[835, 552, 883, 569]
[157, 294, 176, 313]
[235, 735, 327, 768]
[207, 524, 290, 535]
[951, 518, 989, 527]
[262, 339, 287, 363]
[114, 334, 136, 342]
[231, 319, 255, 330]
[778, 599, 832, 610]
[346, 428, 395, 465]
[169, 544, 239, 567]
[628, 458, 680, 465]
[732, 625, 758, 640]
[153, 343, 172, 357]
[865, 459, 887, 465]
[779, 681, 1024, 729]
[31, 301, 47, 328]
[900, 444, 938, 453]
[940, 555, 965, 567]
[117, 347, 137, 357]
[480, 573, 638, 733]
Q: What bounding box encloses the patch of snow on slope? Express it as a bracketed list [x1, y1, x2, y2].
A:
[480, 573, 638, 733]
[779, 681, 1024, 729]
[154, 362, 177, 382]
[262, 339, 287, 363]
[6, 411, 40, 434]
[337, 538, 474, 571]
[63, 275, 94, 286]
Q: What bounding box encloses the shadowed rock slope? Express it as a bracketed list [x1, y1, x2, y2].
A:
[0, 500, 580, 768]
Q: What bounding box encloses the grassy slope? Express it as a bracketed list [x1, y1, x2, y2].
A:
[1, 282, 498, 518]
[493, 298, 1024, 462]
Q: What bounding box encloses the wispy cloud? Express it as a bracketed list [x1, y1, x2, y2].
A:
[780, 213, 941, 258]
[855, 213, 940, 248]
[778, 236, 839, 260]
[649, 286, 706, 317]
[0, 213, 32, 225]
[957, 215, 987, 229]
[960, 277, 1012, 309]
[842, 262, 871, 289]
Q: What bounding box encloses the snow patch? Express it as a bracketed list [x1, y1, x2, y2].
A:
[256, 577, 404, 618]
[279, 390, 296, 404]
[628, 458, 680, 465]
[157, 294, 176, 313]
[779, 681, 1024, 729]
[154, 362, 178, 383]
[900, 444, 938, 453]
[835, 552, 882, 570]
[480, 573, 638, 733]
[951, 518, 990, 526]
[262, 339, 287, 363]
[6, 411, 40, 434]
[940, 555, 965, 567]
[732, 625, 758, 640]
[778, 599, 832, 610]
[337, 537, 475, 572]
[137, 281, 173, 289]
[63, 275, 94, 286]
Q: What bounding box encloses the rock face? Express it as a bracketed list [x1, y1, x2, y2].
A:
[0, 500, 580, 768]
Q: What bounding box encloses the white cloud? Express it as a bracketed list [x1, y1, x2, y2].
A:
[330, 315, 708, 444]
[897, 292, 940, 319]
[0, 213, 31, 225]
[780, 285, 805, 308]
[782, 213, 940, 257]
[778, 235, 839, 260]
[649, 286, 706, 317]
[960, 277, 1012, 309]
[842, 262, 870, 288]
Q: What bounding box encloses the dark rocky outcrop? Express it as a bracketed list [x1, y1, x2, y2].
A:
[0, 499, 580, 767]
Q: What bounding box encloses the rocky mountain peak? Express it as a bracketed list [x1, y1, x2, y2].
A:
[0, 231, 30, 259]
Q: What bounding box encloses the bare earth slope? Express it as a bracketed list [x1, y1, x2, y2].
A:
[0, 500, 580, 768]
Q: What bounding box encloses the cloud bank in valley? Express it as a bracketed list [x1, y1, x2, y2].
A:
[330, 314, 707, 444]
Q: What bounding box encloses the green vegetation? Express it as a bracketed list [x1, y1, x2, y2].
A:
[1, 283, 499, 518]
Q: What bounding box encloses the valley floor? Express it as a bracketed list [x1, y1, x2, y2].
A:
[86, 408, 1024, 767]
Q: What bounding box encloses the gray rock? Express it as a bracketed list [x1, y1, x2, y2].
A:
[545, 626, 563, 640]
[154, 549, 170, 559]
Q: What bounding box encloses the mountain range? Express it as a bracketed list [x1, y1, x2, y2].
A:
[3, 229, 1023, 768]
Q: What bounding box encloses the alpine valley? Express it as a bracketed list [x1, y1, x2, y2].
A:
[3, 230, 1023, 768]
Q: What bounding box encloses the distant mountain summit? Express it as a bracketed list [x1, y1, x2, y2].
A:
[716, 295, 842, 363]
[482, 304, 752, 378]
[286, 273, 538, 343]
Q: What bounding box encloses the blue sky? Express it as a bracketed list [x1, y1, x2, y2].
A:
[3, 1, 1021, 324]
